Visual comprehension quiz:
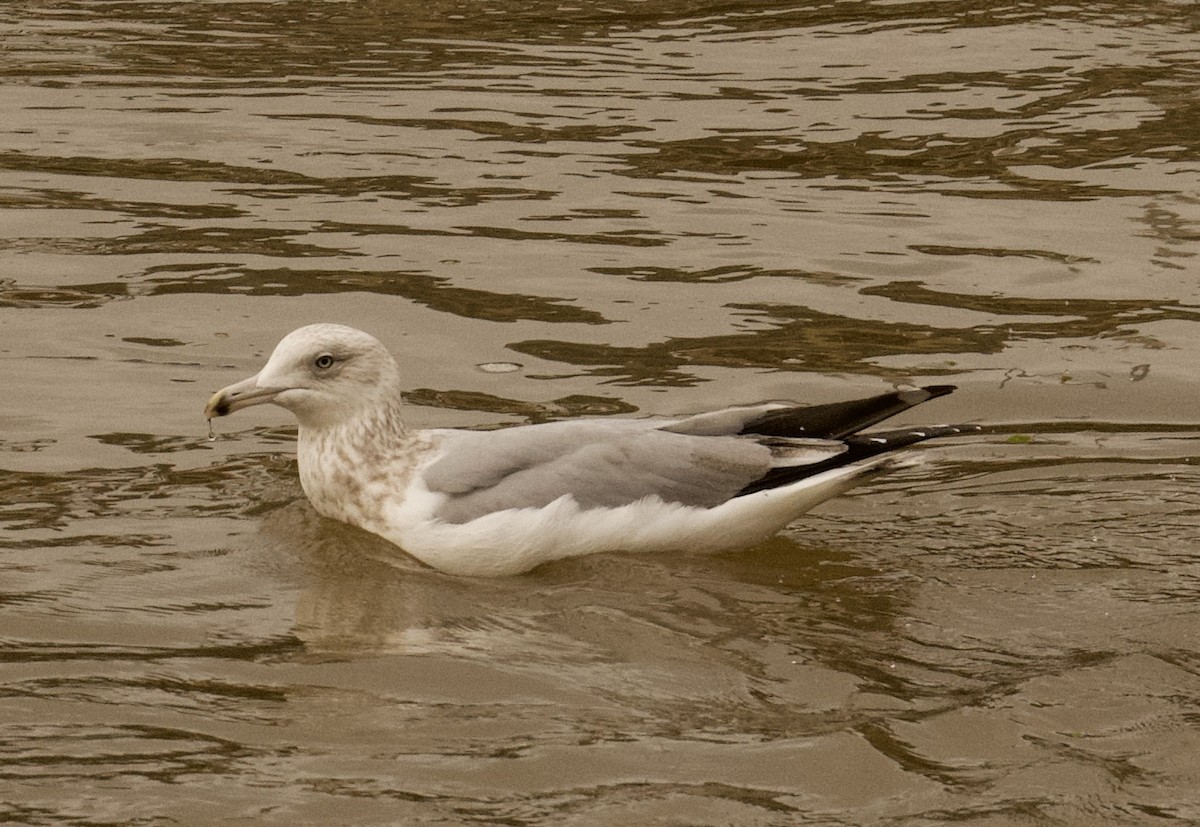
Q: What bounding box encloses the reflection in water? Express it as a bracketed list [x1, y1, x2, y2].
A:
[282, 504, 924, 728]
[2, 0, 1200, 823]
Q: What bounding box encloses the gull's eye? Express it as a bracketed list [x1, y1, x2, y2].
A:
[314, 353, 335, 370]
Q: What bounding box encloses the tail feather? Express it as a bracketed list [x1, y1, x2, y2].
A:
[737, 423, 979, 497]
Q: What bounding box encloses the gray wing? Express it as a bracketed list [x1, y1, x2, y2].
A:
[416, 386, 970, 524]
[422, 419, 845, 524]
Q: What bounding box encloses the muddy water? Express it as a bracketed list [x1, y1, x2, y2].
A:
[2, 1, 1199, 824]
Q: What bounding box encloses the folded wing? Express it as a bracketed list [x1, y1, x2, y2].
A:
[422, 385, 973, 524]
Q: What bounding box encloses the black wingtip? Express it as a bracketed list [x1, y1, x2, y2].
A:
[742, 384, 961, 440]
[846, 423, 980, 451]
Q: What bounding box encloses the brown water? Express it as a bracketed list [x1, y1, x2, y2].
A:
[2, 1, 1200, 824]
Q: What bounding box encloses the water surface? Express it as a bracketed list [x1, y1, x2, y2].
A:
[2, 1, 1199, 824]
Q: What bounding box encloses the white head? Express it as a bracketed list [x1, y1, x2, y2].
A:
[205, 324, 402, 429]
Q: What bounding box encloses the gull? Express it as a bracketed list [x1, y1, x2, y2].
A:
[205, 324, 977, 576]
